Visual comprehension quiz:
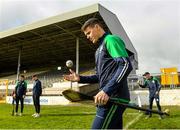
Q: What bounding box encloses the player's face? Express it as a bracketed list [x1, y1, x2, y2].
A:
[145, 74, 151, 79]
[20, 77, 24, 81]
[32, 77, 36, 81]
[84, 25, 100, 44]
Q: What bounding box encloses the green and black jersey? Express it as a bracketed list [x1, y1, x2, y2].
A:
[15, 80, 27, 97]
[79, 33, 132, 100]
[141, 76, 161, 98]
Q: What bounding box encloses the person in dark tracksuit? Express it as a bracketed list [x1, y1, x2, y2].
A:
[64, 18, 133, 129]
[138, 72, 162, 119]
[32, 75, 42, 118]
[14, 75, 27, 116]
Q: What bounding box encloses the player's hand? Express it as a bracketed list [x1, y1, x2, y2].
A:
[155, 91, 159, 95]
[137, 80, 140, 84]
[23, 95, 25, 99]
[13, 94, 16, 98]
[137, 80, 143, 85]
[63, 69, 80, 82]
[94, 90, 109, 105]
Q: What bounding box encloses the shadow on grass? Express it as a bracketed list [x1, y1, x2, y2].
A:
[169, 114, 180, 118]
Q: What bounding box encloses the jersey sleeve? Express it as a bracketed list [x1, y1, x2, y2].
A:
[79, 75, 99, 83]
[105, 35, 128, 58]
[139, 80, 148, 88]
[154, 77, 161, 91]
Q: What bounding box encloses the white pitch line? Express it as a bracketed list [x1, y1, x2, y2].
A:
[124, 113, 143, 129]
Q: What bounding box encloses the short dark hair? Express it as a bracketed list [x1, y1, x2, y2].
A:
[81, 18, 103, 31]
[143, 72, 150, 76]
[32, 75, 37, 78]
[20, 75, 25, 78]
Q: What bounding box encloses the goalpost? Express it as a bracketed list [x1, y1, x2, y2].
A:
[0, 79, 9, 103]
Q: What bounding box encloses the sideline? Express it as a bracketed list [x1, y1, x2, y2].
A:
[124, 112, 143, 129]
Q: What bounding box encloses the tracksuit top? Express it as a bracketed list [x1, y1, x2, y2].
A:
[33, 79, 42, 96]
[79, 33, 132, 100]
[15, 80, 27, 97]
[140, 76, 161, 98]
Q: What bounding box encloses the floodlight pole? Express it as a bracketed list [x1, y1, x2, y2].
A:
[75, 37, 79, 88]
[16, 46, 22, 81]
[76, 37, 79, 74]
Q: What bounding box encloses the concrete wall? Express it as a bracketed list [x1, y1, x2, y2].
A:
[130, 89, 180, 106]
[6, 89, 180, 106]
[6, 95, 70, 105]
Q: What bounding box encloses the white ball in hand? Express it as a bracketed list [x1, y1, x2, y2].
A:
[66, 60, 73, 68]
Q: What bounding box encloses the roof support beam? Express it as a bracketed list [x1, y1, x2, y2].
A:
[54, 24, 77, 38]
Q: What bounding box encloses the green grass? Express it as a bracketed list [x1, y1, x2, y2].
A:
[0, 103, 180, 129]
[128, 106, 180, 129]
[0, 103, 95, 129]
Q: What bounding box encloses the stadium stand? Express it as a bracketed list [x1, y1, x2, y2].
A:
[0, 66, 97, 97]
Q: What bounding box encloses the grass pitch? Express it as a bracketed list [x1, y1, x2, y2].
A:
[0, 102, 180, 129]
[128, 106, 180, 129]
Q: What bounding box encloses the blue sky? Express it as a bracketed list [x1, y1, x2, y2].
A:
[0, 0, 180, 74]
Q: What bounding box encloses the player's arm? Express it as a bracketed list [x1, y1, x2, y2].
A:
[79, 66, 99, 83]
[64, 69, 99, 83]
[24, 81, 27, 94]
[14, 81, 19, 97]
[137, 80, 147, 88]
[79, 75, 99, 83]
[79, 68, 99, 83]
[23, 81, 27, 98]
[156, 79, 161, 91]
[39, 81, 42, 95]
[154, 77, 161, 94]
